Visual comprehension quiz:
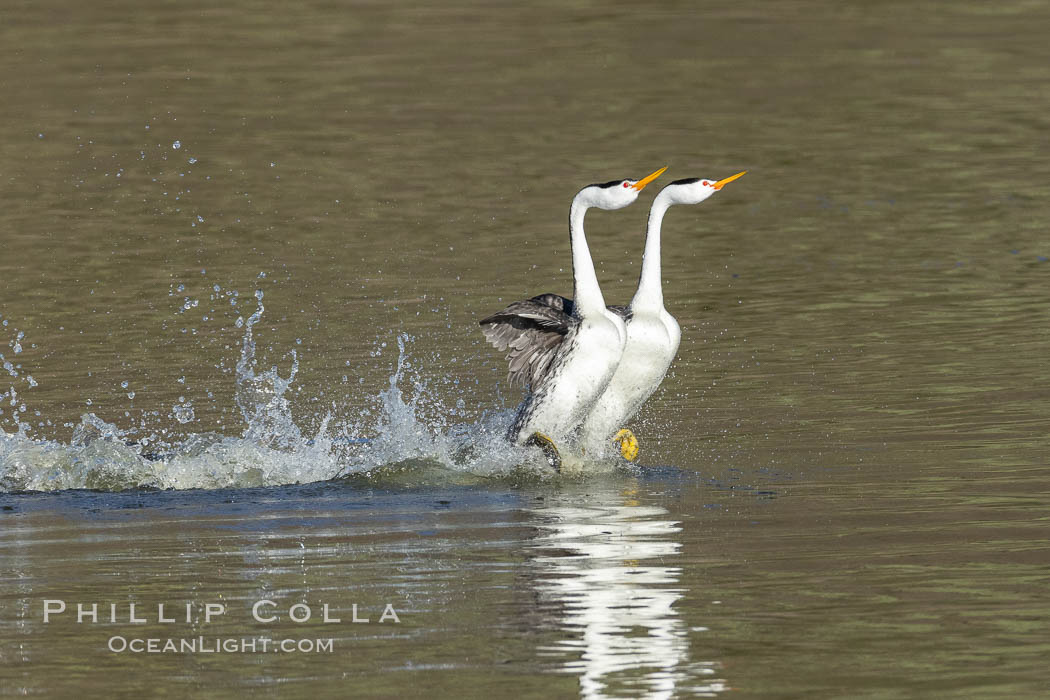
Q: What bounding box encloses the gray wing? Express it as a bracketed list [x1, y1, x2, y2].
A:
[479, 294, 577, 389]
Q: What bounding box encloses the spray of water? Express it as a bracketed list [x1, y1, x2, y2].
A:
[0, 293, 545, 492]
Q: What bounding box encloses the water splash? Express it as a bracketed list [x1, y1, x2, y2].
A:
[348, 334, 525, 477]
[233, 290, 302, 449]
[0, 292, 548, 493]
[0, 318, 38, 440]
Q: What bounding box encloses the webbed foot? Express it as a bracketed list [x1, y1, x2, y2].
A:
[524, 432, 561, 472]
[613, 428, 639, 462]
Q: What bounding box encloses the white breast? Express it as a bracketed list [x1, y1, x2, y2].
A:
[579, 309, 680, 453]
[512, 310, 626, 445]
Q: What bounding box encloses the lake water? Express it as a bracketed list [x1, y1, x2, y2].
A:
[2, 1, 1049, 697]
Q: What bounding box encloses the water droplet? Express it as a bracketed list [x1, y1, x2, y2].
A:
[173, 401, 195, 423]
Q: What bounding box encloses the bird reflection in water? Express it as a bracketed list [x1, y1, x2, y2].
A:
[529, 485, 726, 698]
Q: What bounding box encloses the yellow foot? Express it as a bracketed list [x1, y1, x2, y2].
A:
[613, 428, 639, 462]
[524, 432, 561, 472]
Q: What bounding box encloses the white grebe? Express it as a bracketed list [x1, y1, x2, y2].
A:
[581, 171, 747, 460]
[479, 167, 667, 469]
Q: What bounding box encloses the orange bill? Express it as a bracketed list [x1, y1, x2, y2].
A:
[713, 170, 747, 190]
[631, 166, 668, 191]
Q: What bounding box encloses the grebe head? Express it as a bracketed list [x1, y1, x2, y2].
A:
[662, 170, 747, 205]
[579, 166, 667, 210]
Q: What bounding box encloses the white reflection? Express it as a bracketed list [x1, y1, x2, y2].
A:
[531, 488, 724, 699]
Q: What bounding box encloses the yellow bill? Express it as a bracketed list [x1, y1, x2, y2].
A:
[631, 166, 668, 191]
[713, 170, 747, 190]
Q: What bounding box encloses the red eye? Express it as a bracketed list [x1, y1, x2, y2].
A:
[622, 182, 630, 188]
[702, 181, 710, 186]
